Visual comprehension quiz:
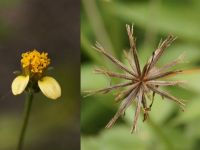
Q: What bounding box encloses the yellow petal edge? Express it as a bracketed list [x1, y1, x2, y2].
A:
[38, 76, 61, 100]
[11, 75, 29, 95]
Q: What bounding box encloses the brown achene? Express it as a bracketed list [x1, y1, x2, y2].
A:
[87, 24, 185, 133]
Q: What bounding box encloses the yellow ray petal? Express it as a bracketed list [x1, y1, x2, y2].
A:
[11, 75, 29, 95]
[38, 76, 61, 100]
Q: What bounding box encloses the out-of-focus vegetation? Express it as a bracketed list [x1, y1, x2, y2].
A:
[0, 0, 79, 150]
[81, 0, 200, 149]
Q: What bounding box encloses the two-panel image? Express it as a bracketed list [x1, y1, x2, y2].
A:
[0, 0, 200, 150]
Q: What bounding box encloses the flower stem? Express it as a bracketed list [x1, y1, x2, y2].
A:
[17, 92, 34, 150]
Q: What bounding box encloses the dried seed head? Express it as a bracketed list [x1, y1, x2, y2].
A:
[86, 24, 186, 133]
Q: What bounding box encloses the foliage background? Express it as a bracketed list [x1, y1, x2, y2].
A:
[0, 0, 79, 150]
[81, 0, 200, 149]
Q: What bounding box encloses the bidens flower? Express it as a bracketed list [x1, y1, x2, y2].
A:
[11, 50, 61, 99]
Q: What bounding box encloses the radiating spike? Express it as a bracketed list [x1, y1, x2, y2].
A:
[84, 81, 133, 97]
[93, 42, 136, 76]
[94, 67, 134, 80]
[131, 89, 143, 133]
[126, 24, 141, 76]
[147, 85, 185, 110]
[106, 87, 139, 129]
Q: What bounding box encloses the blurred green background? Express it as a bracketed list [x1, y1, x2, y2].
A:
[81, 0, 200, 150]
[0, 0, 79, 150]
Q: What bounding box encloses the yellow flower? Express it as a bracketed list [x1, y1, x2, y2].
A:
[11, 49, 61, 99]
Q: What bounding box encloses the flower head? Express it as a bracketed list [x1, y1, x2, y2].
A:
[21, 50, 50, 75]
[12, 49, 61, 100]
[88, 25, 185, 133]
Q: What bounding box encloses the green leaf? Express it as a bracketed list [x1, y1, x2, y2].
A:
[107, 2, 200, 42]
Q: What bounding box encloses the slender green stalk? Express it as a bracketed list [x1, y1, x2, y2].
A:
[82, 0, 114, 54]
[17, 92, 34, 150]
[147, 118, 175, 150]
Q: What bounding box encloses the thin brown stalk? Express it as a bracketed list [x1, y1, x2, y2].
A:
[146, 35, 176, 73]
[123, 50, 137, 75]
[141, 94, 149, 122]
[158, 53, 185, 72]
[94, 67, 133, 80]
[147, 80, 185, 86]
[84, 81, 133, 97]
[146, 70, 182, 81]
[126, 24, 141, 76]
[106, 87, 140, 129]
[115, 83, 139, 102]
[147, 85, 185, 109]
[93, 42, 135, 76]
[131, 89, 143, 133]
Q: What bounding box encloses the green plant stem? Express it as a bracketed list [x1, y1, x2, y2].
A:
[147, 118, 175, 150]
[82, 0, 114, 54]
[17, 92, 34, 150]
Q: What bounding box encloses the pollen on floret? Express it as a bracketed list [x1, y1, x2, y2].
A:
[21, 49, 50, 74]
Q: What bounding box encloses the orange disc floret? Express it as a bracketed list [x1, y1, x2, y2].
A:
[21, 49, 50, 74]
